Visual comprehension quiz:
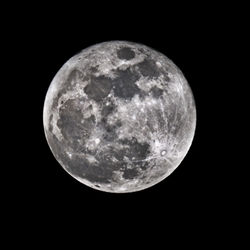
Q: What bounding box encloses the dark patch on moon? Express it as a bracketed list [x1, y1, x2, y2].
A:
[69, 155, 113, 184]
[112, 68, 141, 99]
[57, 102, 83, 141]
[163, 74, 171, 82]
[138, 47, 150, 57]
[101, 101, 117, 117]
[122, 168, 139, 180]
[103, 126, 117, 141]
[150, 86, 163, 98]
[119, 137, 150, 161]
[57, 99, 95, 151]
[89, 66, 98, 73]
[139, 162, 148, 171]
[89, 149, 128, 183]
[85, 115, 96, 127]
[48, 114, 53, 133]
[100, 120, 122, 142]
[138, 90, 148, 99]
[67, 69, 84, 85]
[117, 47, 135, 60]
[84, 75, 113, 102]
[137, 59, 160, 78]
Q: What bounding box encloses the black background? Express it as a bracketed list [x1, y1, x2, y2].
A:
[4, 2, 242, 246]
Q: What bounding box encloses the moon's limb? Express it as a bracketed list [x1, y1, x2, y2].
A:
[43, 41, 196, 193]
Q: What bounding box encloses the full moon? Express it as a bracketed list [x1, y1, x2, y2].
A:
[43, 41, 196, 193]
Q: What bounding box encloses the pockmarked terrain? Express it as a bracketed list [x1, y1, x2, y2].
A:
[43, 41, 196, 193]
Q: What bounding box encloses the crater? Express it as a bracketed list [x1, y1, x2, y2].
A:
[161, 150, 167, 156]
[117, 47, 135, 60]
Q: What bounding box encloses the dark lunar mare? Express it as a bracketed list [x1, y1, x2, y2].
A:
[150, 86, 164, 98]
[84, 75, 113, 102]
[83, 55, 167, 103]
[112, 68, 141, 99]
[137, 59, 161, 78]
[117, 138, 151, 179]
[117, 47, 135, 60]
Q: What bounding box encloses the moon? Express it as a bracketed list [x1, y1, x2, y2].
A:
[43, 41, 196, 193]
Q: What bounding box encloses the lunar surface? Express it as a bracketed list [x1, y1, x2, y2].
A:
[43, 41, 196, 193]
